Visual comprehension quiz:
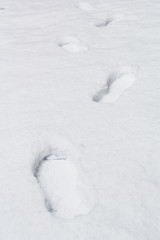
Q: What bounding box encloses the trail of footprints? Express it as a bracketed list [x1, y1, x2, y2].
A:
[57, 2, 136, 102]
[33, 2, 137, 219]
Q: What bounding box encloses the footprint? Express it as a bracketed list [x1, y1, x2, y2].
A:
[77, 2, 95, 11]
[33, 136, 96, 219]
[95, 17, 116, 27]
[58, 36, 88, 53]
[92, 66, 137, 103]
[95, 15, 123, 28]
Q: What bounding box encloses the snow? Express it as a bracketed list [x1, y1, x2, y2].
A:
[0, 0, 160, 239]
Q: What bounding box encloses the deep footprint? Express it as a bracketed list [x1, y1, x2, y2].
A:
[33, 136, 96, 219]
[95, 17, 116, 27]
[92, 66, 137, 103]
[58, 36, 88, 53]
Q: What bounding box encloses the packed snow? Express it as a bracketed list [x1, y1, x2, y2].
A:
[0, 0, 160, 239]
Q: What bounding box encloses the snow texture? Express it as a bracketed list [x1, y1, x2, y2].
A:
[0, 0, 160, 239]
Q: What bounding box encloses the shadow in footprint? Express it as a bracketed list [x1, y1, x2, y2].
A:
[33, 147, 65, 178]
[92, 72, 117, 102]
[95, 14, 124, 28]
[95, 17, 115, 28]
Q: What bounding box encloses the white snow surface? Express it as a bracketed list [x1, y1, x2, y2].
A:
[0, 0, 160, 239]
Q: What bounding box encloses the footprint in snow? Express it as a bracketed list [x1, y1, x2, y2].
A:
[95, 15, 123, 28]
[92, 66, 137, 103]
[33, 136, 96, 219]
[58, 36, 88, 53]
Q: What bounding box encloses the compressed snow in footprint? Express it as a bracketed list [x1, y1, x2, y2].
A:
[58, 36, 88, 53]
[35, 137, 96, 219]
[93, 66, 137, 103]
